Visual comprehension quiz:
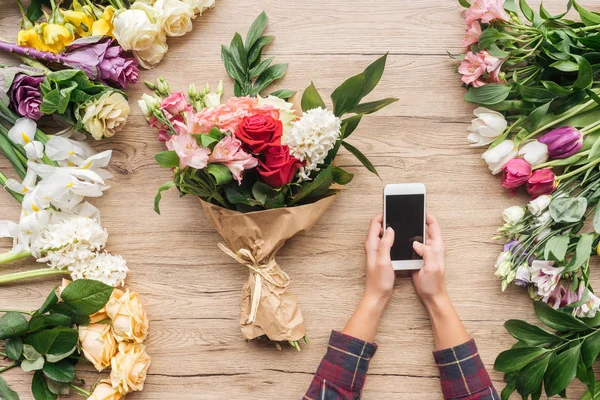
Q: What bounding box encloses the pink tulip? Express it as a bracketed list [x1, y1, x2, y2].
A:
[166, 133, 210, 169]
[526, 169, 556, 197]
[502, 158, 531, 193]
[161, 92, 188, 116]
[461, 21, 482, 48]
[209, 135, 258, 183]
[465, 0, 510, 24]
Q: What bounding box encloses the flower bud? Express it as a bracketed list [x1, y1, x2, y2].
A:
[140, 93, 161, 116]
[527, 194, 551, 216]
[539, 126, 583, 159]
[216, 80, 223, 94]
[502, 158, 531, 193]
[157, 77, 171, 95]
[518, 140, 548, 167]
[526, 168, 557, 197]
[514, 263, 531, 287]
[188, 83, 199, 100]
[502, 206, 525, 225]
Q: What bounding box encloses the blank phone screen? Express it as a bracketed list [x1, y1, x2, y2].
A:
[386, 194, 425, 261]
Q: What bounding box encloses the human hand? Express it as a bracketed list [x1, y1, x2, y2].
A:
[363, 212, 396, 307]
[411, 212, 448, 309]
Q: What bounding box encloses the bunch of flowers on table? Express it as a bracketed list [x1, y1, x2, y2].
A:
[0, 104, 128, 287]
[454, 0, 600, 397]
[139, 12, 397, 349]
[0, 279, 150, 400]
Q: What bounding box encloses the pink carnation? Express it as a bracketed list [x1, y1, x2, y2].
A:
[461, 21, 482, 49]
[166, 133, 210, 169]
[465, 0, 510, 24]
[161, 92, 188, 116]
[209, 135, 258, 183]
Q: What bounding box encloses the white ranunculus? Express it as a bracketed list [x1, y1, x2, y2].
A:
[502, 206, 525, 225]
[182, 0, 214, 15]
[112, 9, 159, 51]
[155, 0, 194, 37]
[518, 140, 548, 167]
[134, 35, 169, 69]
[467, 107, 507, 146]
[481, 140, 517, 174]
[528, 195, 551, 216]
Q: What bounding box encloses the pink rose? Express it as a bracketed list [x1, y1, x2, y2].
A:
[209, 135, 258, 183]
[166, 133, 210, 169]
[461, 21, 482, 49]
[466, 0, 510, 24]
[161, 92, 188, 116]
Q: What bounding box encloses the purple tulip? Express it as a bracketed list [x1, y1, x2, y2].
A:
[9, 73, 44, 120]
[539, 126, 583, 159]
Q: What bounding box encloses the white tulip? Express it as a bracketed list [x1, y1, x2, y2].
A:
[155, 0, 194, 37]
[481, 140, 517, 174]
[527, 195, 551, 216]
[467, 107, 507, 146]
[502, 206, 525, 225]
[518, 140, 548, 167]
[112, 9, 160, 52]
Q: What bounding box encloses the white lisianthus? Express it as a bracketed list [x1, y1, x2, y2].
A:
[481, 140, 517, 175]
[134, 35, 169, 69]
[112, 9, 160, 52]
[518, 140, 548, 167]
[494, 251, 512, 279]
[285, 107, 341, 180]
[534, 211, 551, 227]
[203, 81, 224, 108]
[528, 195, 551, 216]
[258, 95, 297, 133]
[514, 263, 531, 287]
[79, 92, 130, 140]
[467, 107, 507, 146]
[72, 252, 129, 287]
[182, 0, 215, 15]
[536, 227, 552, 242]
[502, 206, 525, 225]
[155, 0, 194, 37]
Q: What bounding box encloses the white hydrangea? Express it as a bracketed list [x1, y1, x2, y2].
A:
[71, 252, 129, 287]
[284, 108, 341, 180]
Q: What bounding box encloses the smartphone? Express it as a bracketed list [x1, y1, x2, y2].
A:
[383, 183, 426, 270]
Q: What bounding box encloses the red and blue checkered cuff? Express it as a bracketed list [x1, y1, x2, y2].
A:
[433, 339, 498, 399]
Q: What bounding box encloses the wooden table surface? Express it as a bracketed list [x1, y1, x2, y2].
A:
[1, 0, 597, 398]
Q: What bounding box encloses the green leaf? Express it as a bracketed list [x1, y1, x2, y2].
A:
[523, 102, 551, 132]
[155, 151, 180, 168]
[28, 314, 71, 332]
[247, 35, 274, 66]
[574, 1, 600, 26]
[269, 89, 296, 100]
[565, 233, 595, 272]
[544, 235, 570, 261]
[353, 98, 398, 115]
[458, 0, 470, 7]
[504, 320, 561, 346]
[301, 82, 326, 111]
[0, 312, 29, 339]
[252, 181, 276, 204]
[253, 64, 288, 95]
[21, 357, 45, 372]
[229, 33, 248, 75]
[582, 381, 600, 400]
[574, 57, 593, 91]
[5, 336, 23, 361]
[27, 0, 44, 20]
[245, 12, 268, 50]
[154, 181, 176, 215]
[38, 290, 58, 315]
[207, 163, 232, 185]
[362, 53, 388, 98]
[464, 84, 511, 105]
[332, 167, 354, 185]
[550, 196, 587, 223]
[550, 59, 579, 72]
[221, 46, 245, 86]
[32, 370, 57, 400]
[331, 74, 366, 117]
[494, 347, 548, 372]
[582, 331, 600, 367]
[60, 279, 113, 315]
[516, 352, 551, 395]
[342, 114, 363, 139]
[44, 346, 76, 363]
[289, 165, 334, 205]
[534, 301, 590, 331]
[0, 376, 18, 400]
[193, 134, 219, 149]
[42, 360, 75, 383]
[249, 56, 273, 78]
[29, 327, 78, 356]
[519, 0, 535, 22]
[341, 141, 379, 177]
[501, 378, 517, 400]
[544, 344, 582, 397]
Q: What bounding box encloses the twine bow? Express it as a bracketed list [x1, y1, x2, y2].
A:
[218, 243, 290, 324]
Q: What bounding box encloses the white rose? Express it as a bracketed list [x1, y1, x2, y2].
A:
[112, 9, 159, 51]
[481, 140, 517, 174]
[467, 107, 507, 146]
[518, 140, 548, 167]
[502, 206, 525, 225]
[155, 0, 194, 37]
[528, 195, 551, 216]
[134, 35, 169, 69]
[182, 0, 214, 15]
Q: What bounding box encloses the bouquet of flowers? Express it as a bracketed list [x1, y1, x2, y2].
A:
[0, 279, 150, 399]
[139, 12, 397, 347]
[455, 0, 600, 397]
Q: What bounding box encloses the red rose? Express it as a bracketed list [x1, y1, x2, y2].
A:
[235, 114, 282, 153]
[258, 145, 303, 187]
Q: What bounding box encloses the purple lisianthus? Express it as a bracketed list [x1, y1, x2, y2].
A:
[9, 73, 44, 120]
[98, 44, 139, 89]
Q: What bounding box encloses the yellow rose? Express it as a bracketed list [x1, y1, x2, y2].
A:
[40, 23, 74, 53]
[90, 308, 109, 324]
[105, 289, 148, 343]
[92, 6, 115, 37]
[88, 380, 122, 400]
[78, 323, 118, 371]
[80, 92, 130, 140]
[110, 343, 151, 393]
[17, 28, 50, 52]
[62, 10, 95, 37]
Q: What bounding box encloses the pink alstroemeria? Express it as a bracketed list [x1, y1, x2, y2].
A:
[458, 51, 487, 85]
[481, 50, 505, 83]
[465, 0, 510, 24]
[530, 260, 564, 298]
[209, 135, 258, 183]
[161, 92, 188, 116]
[575, 292, 600, 318]
[544, 281, 584, 310]
[462, 21, 482, 48]
[166, 133, 210, 169]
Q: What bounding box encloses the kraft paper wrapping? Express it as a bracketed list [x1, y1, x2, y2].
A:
[200, 195, 337, 341]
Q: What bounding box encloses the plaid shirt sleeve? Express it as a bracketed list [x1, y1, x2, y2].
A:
[303, 330, 378, 400]
[434, 339, 499, 400]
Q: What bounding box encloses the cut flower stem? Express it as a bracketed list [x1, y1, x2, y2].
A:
[0, 250, 31, 264]
[0, 268, 69, 284]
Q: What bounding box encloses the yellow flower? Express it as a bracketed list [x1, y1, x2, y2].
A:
[40, 23, 74, 53]
[62, 10, 95, 37]
[105, 288, 148, 343]
[110, 343, 151, 394]
[17, 28, 50, 52]
[78, 323, 118, 371]
[88, 380, 123, 400]
[92, 6, 116, 37]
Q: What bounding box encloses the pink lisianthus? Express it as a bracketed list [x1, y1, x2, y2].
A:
[462, 21, 482, 49]
[465, 0, 510, 24]
[166, 133, 210, 169]
[192, 96, 280, 134]
[157, 129, 170, 142]
[209, 135, 258, 183]
[161, 92, 188, 116]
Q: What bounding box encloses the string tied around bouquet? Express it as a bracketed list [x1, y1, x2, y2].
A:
[217, 243, 290, 324]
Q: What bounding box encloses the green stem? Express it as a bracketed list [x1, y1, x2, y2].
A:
[582, 119, 600, 134]
[575, 24, 600, 32]
[0, 268, 69, 284]
[69, 384, 91, 397]
[14, 0, 33, 29]
[533, 150, 591, 170]
[0, 364, 16, 373]
[0, 310, 32, 315]
[557, 157, 600, 181]
[523, 99, 597, 141]
[0, 352, 7, 357]
[0, 250, 31, 264]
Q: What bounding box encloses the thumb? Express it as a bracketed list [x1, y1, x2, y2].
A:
[412, 241, 426, 257]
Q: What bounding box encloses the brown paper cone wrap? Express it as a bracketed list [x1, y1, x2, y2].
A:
[200, 195, 337, 341]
